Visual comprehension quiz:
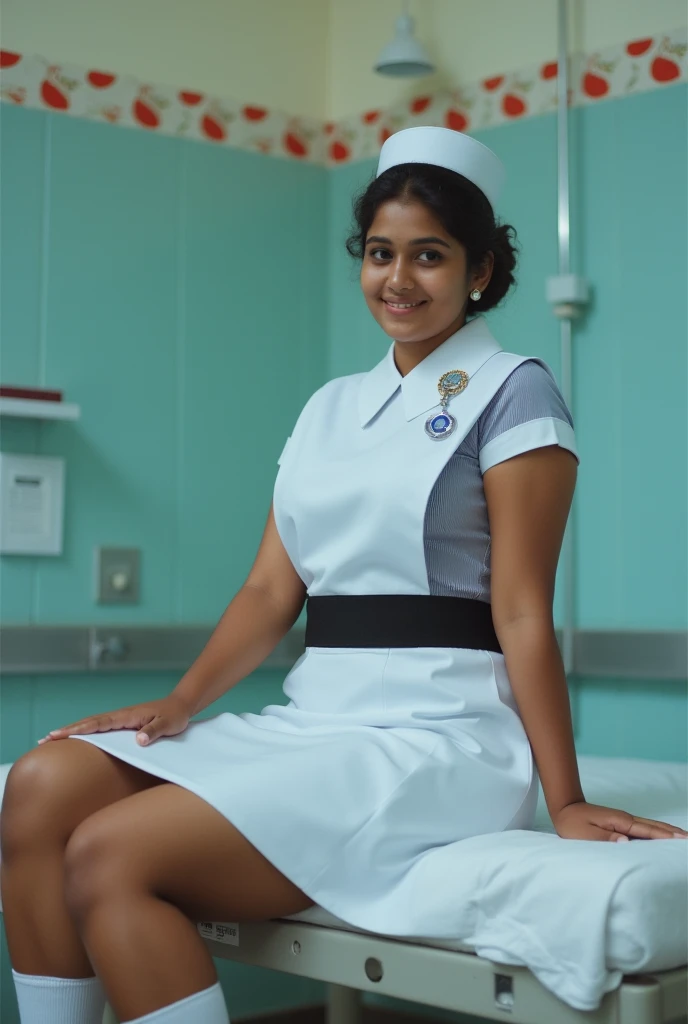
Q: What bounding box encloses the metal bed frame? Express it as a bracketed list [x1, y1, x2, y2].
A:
[100, 918, 688, 1024]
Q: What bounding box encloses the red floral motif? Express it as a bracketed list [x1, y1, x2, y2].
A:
[0, 50, 21, 68]
[88, 71, 116, 88]
[626, 38, 653, 57]
[1, 28, 684, 162]
[410, 96, 431, 113]
[284, 132, 308, 157]
[502, 93, 527, 117]
[243, 105, 268, 121]
[133, 95, 160, 128]
[445, 109, 469, 131]
[41, 72, 70, 111]
[131, 86, 169, 128]
[201, 113, 226, 140]
[330, 140, 350, 162]
[582, 72, 609, 98]
[651, 55, 680, 82]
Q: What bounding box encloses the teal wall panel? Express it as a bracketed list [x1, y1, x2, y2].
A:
[35, 116, 180, 625]
[179, 143, 328, 621]
[571, 675, 688, 763]
[0, 106, 45, 386]
[0, 107, 46, 624]
[0, 112, 328, 628]
[327, 159, 386, 380]
[573, 86, 688, 629]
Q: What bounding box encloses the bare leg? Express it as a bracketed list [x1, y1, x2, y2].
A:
[63, 782, 314, 1022]
[0, 740, 164, 977]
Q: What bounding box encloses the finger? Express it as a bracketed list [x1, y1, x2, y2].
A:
[39, 718, 103, 740]
[43, 711, 143, 739]
[603, 810, 680, 840]
[135, 718, 165, 746]
[630, 815, 688, 837]
[607, 815, 683, 841]
[626, 820, 687, 840]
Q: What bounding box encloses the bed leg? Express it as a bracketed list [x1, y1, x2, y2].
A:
[326, 983, 363, 1024]
[103, 1004, 118, 1024]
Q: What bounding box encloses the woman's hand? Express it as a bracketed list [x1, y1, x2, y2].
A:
[553, 801, 688, 842]
[37, 695, 193, 748]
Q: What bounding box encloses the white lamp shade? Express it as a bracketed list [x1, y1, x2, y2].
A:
[374, 15, 435, 78]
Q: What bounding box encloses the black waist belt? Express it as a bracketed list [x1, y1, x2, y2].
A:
[305, 596, 502, 653]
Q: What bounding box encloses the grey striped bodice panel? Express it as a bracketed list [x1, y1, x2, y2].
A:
[424, 359, 575, 603]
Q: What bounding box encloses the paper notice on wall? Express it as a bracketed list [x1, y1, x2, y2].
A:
[0, 453, 65, 555]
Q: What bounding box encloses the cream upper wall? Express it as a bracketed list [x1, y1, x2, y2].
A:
[1, 0, 330, 120]
[2, 0, 685, 121]
[328, 0, 688, 119]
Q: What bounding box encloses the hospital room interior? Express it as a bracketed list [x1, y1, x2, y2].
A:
[0, 0, 687, 1022]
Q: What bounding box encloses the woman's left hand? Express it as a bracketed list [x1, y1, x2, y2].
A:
[553, 801, 688, 842]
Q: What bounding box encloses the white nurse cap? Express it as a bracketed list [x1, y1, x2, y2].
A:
[376, 126, 505, 212]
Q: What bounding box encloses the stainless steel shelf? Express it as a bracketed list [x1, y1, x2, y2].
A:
[0, 625, 305, 676]
[0, 625, 686, 680]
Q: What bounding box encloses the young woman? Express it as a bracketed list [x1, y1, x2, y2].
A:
[2, 126, 684, 1024]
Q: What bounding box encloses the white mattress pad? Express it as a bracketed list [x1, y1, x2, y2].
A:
[287, 756, 688, 1010]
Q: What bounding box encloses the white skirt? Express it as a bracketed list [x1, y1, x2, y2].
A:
[73, 644, 536, 936]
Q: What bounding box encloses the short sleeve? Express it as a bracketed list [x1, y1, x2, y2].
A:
[478, 360, 579, 474]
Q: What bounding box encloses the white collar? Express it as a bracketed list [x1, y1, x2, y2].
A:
[357, 316, 503, 427]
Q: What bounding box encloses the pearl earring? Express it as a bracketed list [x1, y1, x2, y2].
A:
[470, 289, 482, 301]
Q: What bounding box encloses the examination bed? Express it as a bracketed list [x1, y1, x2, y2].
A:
[1, 755, 686, 1024]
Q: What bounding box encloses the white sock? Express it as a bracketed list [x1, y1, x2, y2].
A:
[12, 969, 106, 1023]
[125, 981, 229, 1023]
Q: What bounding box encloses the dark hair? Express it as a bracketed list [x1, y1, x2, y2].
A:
[345, 163, 519, 313]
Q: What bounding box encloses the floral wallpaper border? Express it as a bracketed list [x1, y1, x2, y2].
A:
[1, 27, 685, 167]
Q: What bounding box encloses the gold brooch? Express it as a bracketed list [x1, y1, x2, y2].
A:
[424, 370, 470, 440]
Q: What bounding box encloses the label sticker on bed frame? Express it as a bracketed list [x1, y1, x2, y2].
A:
[197, 921, 240, 946]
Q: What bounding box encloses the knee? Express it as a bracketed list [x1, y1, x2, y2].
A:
[1, 747, 62, 861]
[1, 744, 86, 862]
[64, 815, 127, 922]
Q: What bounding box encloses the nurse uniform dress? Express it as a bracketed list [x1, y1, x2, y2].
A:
[72, 312, 578, 938]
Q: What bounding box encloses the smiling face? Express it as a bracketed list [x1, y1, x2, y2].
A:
[360, 199, 494, 368]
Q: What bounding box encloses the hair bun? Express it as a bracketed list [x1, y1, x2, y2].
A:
[470, 223, 519, 313]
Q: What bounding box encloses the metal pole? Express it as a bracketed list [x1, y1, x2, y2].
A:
[556, 0, 575, 678]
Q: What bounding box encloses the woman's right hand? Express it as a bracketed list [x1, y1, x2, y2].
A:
[37, 694, 193, 747]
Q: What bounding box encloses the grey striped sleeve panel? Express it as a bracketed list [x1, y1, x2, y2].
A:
[424, 360, 575, 603]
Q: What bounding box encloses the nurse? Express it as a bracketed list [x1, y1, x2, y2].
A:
[2, 126, 685, 1024]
